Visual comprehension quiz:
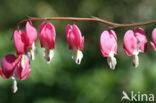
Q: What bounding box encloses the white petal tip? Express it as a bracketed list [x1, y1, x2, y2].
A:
[75, 59, 81, 65]
[72, 50, 83, 65]
[43, 49, 54, 64]
[26, 43, 36, 60]
[110, 67, 116, 70]
[132, 54, 139, 68]
[11, 77, 18, 94]
[31, 57, 35, 61]
[133, 64, 139, 68]
[45, 58, 52, 64]
[12, 86, 18, 94]
[107, 56, 117, 70]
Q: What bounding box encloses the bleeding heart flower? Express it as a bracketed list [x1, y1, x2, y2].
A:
[100, 30, 118, 70]
[123, 28, 147, 68]
[0, 54, 21, 93]
[0, 54, 31, 93]
[24, 21, 37, 60]
[39, 22, 56, 63]
[150, 28, 156, 51]
[13, 30, 26, 55]
[66, 24, 84, 64]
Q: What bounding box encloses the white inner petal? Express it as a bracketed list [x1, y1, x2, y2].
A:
[107, 55, 117, 70]
[21, 55, 27, 69]
[132, 54, 139, 68]
[11, 76, 18, 93]
[72, 50, 83, 65]
[43, 48, 54, 64]
[133, 50, 139, 55]
[132, 50, 139, 68]
[27, 43, 36, 60]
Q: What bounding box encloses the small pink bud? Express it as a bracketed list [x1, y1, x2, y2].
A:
[100, 30, 118, 70]
[66, 24, 84, 64]
[150, 28, 156, 51]
[13, 30, 26, 55]
[123, 28, 147, 68]
[39, 23, 56, 63]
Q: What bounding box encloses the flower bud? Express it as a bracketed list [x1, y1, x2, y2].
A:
[24, 21, 37, 60]
[123, 28, 147, 68]
[39, 22, 56, 63]
[100, 30, 118, 70]
[66, 24, 84, 64]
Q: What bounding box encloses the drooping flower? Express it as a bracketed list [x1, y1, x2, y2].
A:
[39, 22, 56, 63]
[150, 28, 156, 51]
[65, 24, 84, 64]
[0, 54, 21, 93]
[100, 30, 118, 70]
[24, 21, 37, 60]
[123, 28, 147, 68]
[0, 54, 31, 93]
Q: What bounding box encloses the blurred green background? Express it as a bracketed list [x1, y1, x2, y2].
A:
[0, 0, 156, 103]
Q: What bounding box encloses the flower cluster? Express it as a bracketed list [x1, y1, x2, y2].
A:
[0, 22, 84, 93]
[100, 28, 156, 69]
[0, 20, 156, 93]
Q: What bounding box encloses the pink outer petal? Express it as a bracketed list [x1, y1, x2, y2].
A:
[72, 24, 84, 50]
[20, 69, 31, 80]
[134, 28, 147, 52]
[80, 36, 84, 50]
[100, 30, 118, 57]
[65, 24, 84, 50]
[15, 55, 31, 80]
[150, 42, 156, 51]
[151, 28, 156, 43]
[65, 24, 72, 37]
[1, 54, 18, 79]
[13, 30, 26, 54]
[66, 25, 76, 49]
[150, 28, 156, 51]
[109, 30, 118, 54]
[16, 66, 31, 80]
[39, 23, 56, 49]
[110, 30, 117, 40]
[24, 21, 37, 47]
[123, 30, 137, 56]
